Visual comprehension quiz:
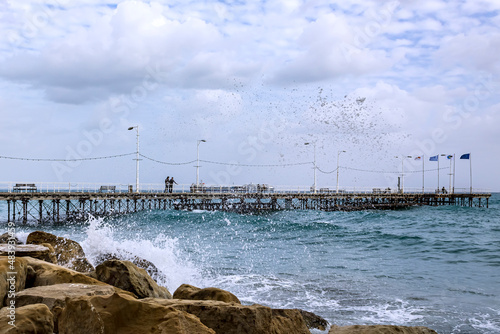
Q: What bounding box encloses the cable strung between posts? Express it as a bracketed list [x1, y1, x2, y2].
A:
[199, 159, 313, 167]
[317, 167, 339, 174]
[339, 166, 449, 174]
[0, 153, 136, 162]
[140, 154, 196, 166]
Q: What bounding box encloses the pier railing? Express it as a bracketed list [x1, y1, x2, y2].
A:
[0, 182, 490, 195]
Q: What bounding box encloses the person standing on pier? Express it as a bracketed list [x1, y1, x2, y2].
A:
[165, 177, 170, 193]
[169, 177, 177, 193]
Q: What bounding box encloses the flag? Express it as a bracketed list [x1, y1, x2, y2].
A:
[460, 153, 470, 159]
[414, 156, 422, 160]
[429, 155, 438, 161]
[447, 155, 453, 159]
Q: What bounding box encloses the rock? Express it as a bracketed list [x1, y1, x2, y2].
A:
[96, 259, 172, 299]
[96, 252, 163, 281]
[16, 283, 117, 333]
[24, 256, 108, 288]
[0, 257, 28, 306]
[144, 298, 311, 334]
[0, 232, 21, 244]
[26, 230, 94, 272]
[328, 325, 438, 334]
[16, 283, 116, 310]
[0, 303, 54, 334]
[173, 284, 241, 304]
[274, 309, 329, 331]
[0, 244, 57, 264]
[58, 292, 215, 334]
[22, 257, 136, 298]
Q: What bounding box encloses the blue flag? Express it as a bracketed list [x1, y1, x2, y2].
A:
[429, 155, 439, 161]
[460, 153, 470, 159]
[447, 155, 453, 159]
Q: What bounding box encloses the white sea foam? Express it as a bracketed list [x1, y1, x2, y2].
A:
[80, 215, 203, 291]
[469, 311, 500, 333]
[353, 299, 425, 324]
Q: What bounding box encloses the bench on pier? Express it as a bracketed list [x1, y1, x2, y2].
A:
[99, 185, 116, 193]
[13, 183, 37, 193]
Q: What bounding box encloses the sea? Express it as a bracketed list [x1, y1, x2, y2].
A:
[1, 194, 499, 334]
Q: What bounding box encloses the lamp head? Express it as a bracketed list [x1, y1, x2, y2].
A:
[128, 126, 135, 130]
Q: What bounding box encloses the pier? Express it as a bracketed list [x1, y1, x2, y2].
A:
[0, 183, 491, 224]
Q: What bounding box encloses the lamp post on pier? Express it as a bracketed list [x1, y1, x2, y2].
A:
[304, 142, 317, 193]
[336, 150, 346, 193]
[395, 155, 412, 193]
[196, 139, 206, 186]
[128, 126, 140, 193]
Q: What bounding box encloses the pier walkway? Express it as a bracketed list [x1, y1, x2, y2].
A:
[0, 182, 491, 224]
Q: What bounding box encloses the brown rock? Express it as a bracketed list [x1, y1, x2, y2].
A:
[24, 256, 106, 287]
[328, 325, 438, 334]
[96, 252, 162, 281]
[26, 230, 94, 272]
[0, 232, 21, 244]
[0, 303, 54, 334]
[96, 259, 172, 299]
[22, 257, 137, 298]
[58, 292, 215, 334]
[0, 257, 28, 306]
[173, 284, 241, 304]
[16, 283, 116, 310]
[0, 244, 57, 264]
[275, 309, 329, 331]
[144, 298, 311, 334]
[16, 283, 117, 333]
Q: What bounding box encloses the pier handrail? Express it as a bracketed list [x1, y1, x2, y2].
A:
[0, 182, 491, 195]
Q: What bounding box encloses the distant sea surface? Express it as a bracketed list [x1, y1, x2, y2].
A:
[1, 194, 499, 334]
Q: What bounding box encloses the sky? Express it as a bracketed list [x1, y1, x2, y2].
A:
[0, 0, 499, 192]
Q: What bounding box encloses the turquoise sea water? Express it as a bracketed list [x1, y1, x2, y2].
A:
[1, 194, 499, 334]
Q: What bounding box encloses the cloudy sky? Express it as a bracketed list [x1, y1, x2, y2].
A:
[0, 0, 498, 191]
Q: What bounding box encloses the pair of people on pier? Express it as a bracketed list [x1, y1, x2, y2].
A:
[164, 177, 177, 193]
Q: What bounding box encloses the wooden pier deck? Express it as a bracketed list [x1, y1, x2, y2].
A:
[0, 189, 491, 224]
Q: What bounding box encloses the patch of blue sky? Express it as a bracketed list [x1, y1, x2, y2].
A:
[468, 10, 499, 20]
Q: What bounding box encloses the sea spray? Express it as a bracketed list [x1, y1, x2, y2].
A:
[79, 215, 204, 290]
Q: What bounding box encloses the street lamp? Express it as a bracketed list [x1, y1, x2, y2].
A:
[336, 150, 346, 193]
[304, 142, 317, 193]
[128, 126, 139, 193]
[196, 139, 206, 186]
[395, 155, 412, 193]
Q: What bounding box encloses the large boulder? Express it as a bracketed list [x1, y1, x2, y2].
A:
[26, 230, 94, 272]
[173, 284, 241, 304]
[144, 298, 312, 334]
[96, 252, 163, 281]
[0, 303, 54, 334]
[328, 325, 438, 334]
[0, 244, 57, 264]
[96, 259, 172, 299]
[24, 256, 108, 288]
[58, 292, 215, 334]
[16, 283, 117, 333]
[0, 257, 28, 306]
[16, 283, 116, 310]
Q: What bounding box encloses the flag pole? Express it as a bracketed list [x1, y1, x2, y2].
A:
[437, 156, 440, 192]
[448, 156, 452, 194]
[452, 153, 456, 194]
[422, 155, 425, 194]
[470, 153, 472, 194]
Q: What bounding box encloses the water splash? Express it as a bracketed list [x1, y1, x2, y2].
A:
[79, 215, 203, 291]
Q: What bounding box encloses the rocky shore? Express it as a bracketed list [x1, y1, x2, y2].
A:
[0, 231, 438, 334]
